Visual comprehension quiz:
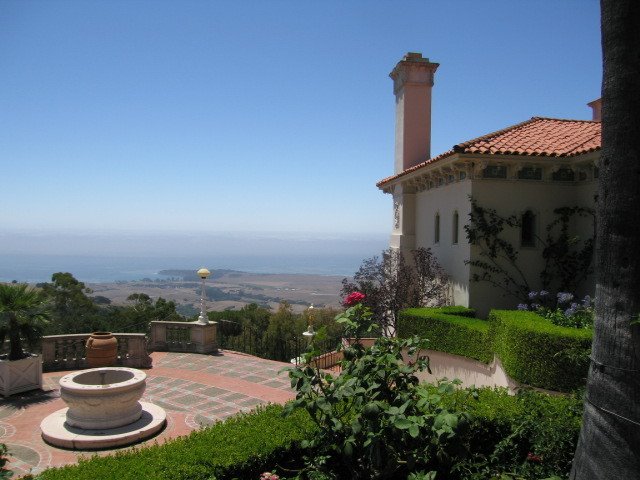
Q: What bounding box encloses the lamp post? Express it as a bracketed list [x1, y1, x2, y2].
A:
[197, 268, 210, 324]
[303, 304, 316, 339]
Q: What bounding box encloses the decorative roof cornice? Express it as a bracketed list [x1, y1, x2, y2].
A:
[377, 117, 601, 188]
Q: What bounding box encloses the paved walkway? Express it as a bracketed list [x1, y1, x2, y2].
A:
[0, 351, 296, 477]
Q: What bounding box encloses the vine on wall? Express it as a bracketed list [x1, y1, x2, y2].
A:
[464, 198, 595, 303]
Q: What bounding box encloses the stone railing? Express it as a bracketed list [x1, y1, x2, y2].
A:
[41, 333, 152, 372]
[149, 320, 218, 354]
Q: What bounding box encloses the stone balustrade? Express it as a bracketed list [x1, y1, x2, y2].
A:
[41, 333, 152, 372]
[149, 320, 218, 354]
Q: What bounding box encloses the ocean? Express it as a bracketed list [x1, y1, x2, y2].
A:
[0, 253, 370, 283]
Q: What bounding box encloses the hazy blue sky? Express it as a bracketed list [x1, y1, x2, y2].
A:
[1, 1, 601, 254]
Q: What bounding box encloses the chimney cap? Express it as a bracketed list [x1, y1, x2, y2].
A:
[587, 98, 602, 122]
[403, 52, 431, 63]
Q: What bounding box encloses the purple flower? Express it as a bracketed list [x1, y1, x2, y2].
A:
[528, 291, 538, 299]
[582, 295, 592, 307]
[531, 303, 541, 310]
[539, 290, 549, 297]
[557, 292, 574, 304]
[517, 303, 529, 311]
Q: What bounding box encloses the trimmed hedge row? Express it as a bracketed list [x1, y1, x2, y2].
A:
[489, 310, 592, 392]
[398, 307, 593, 392]
[37, 404, 315, 480]
[34, 387, 581, 480]
[398, 307, 493, 363]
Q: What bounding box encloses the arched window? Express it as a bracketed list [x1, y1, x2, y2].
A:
[452, 211, 459, 244]
[521, 210, 536, 247]
[434, 213, 440, 244]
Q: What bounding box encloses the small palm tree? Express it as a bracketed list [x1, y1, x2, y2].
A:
[0, 283, 50, 361]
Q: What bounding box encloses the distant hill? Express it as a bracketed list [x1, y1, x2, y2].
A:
[158, 269, 241, 281]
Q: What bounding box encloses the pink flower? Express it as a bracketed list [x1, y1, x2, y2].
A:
[344, 291, 366, 306]
[259, 473, 280, 480]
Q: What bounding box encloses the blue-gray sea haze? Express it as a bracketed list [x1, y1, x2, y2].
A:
[0, 232, 387, 283]
[0, 253, 370, 283]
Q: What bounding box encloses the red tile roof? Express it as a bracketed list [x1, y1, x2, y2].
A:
[377, 117, 601, 187]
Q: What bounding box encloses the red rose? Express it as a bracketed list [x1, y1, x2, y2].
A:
[526, 452, 542, 463]
[344, 292, 366, 306]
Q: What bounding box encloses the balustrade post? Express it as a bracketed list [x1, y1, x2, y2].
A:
[41, 337, 55, 371]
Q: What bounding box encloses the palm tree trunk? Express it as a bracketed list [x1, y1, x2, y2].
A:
[8, 316, 24, 361]
[570, 1, 640, 478]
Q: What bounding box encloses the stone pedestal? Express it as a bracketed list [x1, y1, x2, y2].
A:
[149, 320, 218, 354]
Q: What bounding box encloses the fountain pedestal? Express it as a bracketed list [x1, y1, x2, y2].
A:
[40, 367, 166, 450]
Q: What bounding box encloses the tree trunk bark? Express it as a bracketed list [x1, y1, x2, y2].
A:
[8, 316, 23, 361]
[570, 1, 640, 478]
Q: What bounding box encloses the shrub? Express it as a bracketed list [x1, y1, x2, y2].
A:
[518, 291, 595, 329]
[1, 443, 12, 479]
[489, 310, 592, 392]
[36, 404, 315, 480]
[284, 299, 476, 479]
[449, 387, 583, 480]
[398, 307, 492, 363]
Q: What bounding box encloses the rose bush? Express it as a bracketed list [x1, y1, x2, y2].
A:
[343, 291, 365, 307]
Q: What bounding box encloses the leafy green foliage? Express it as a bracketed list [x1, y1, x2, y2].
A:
[0, 283, 50, 360]
[399, 307, 591, 392]
[0, 443, 13, 479]
[443, 387, 583, 480]
[36, 405, 314, 480]
[36, 273, 184, 336]
[38, 273, 98, 335]
[284, 302, 475, 479]
[32, 385, 582, 480]
[212, 302, 344, 363]
[489, 310, 592, 391]
[398, 307, 493, 363]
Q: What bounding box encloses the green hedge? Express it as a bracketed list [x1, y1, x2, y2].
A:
[398, 307, 592, 392]
[35, 389, 582, 480]
[489, 310, 593, 392]
[398, 307, 493, 363]
[37, 404, 315, 480]
[436, 386, 583, 479]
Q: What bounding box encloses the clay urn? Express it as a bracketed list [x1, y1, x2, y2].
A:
[85, 332, 118, 368]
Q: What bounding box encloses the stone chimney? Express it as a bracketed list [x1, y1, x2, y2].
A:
[588, 98, 602, 121]
[390, 52, 439, 174]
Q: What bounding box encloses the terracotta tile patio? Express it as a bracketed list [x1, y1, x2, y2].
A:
[0, 351, 297, 478]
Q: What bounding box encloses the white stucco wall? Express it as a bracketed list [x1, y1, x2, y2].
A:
[398, 173, 597, 317]
[414, 178, 472, 307]
[468, 178, 597, 316]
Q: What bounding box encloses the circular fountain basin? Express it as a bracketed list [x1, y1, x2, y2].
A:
[41, 367, 166, 450]
[60, 367, 146, 429]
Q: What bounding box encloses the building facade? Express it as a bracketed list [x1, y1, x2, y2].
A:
[377, 53, 601, 316]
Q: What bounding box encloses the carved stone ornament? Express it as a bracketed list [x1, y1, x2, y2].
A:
[393, 200, 401, 229]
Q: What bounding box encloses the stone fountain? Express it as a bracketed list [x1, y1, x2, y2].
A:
[40, 367, 166, 450]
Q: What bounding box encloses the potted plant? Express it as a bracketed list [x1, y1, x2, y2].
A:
[0, 283, 50, 396]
